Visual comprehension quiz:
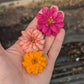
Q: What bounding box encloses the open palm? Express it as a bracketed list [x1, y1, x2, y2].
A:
[0, 6, 65, 84]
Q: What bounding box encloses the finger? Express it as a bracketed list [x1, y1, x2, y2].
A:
[48, 29, 65, 65]
[43, 36, 55, 54]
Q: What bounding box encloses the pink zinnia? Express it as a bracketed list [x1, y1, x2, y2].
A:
[36, 6, 65, 36]
[18, 28, 45, 53]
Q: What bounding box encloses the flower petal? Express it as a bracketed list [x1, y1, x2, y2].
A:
[32, 43, 38, 50]
[18, 41, 24, 46]
[42, 25, 48, 33]
[46, 29, 51, 36]
[52, 12, 57, 19]
[42, 7, 48, 14]
[52, 28, 60, 36]
[42, 14, 49, 20]
[36, 43, 43, 50]
[56, 17, 63, 23]
[56, 22, 65, 28]
[32, 29, 39, 37]
[37, 40, 45, 45]
[52, 32, 57, 36]
[51, 6, 58, 13]
[37, 25, 43, 30]
[47, 9, 52, 17]
[57, 11, 63, 18]
[36, 13, 42, 19]
[50, 24, 57, 32]
[21, 31, 28, 37]
[51, 24, 60, 33]
[25, 43, 33, 53]
[38, 18, 47, 25]
[37, 33, 43, 39]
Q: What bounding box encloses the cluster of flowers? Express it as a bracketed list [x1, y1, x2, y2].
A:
[18, 6, 64, 75]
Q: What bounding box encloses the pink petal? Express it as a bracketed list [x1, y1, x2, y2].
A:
[42, 25, 48, 33]
[37, 25, 42, 30]
[35, 43, 43, 50]
[42, 7, 48, 14]
[19, 37, 27, 43]
[25, 43, 33, 53]
[51, 24, 60, 33]
[26, 30, 32, 36]
[21, 31, 28, 37]
[38, 18, 47, 25]
[59, 11, 64, 18]
[42, 14, 49, 20]
[47, 9, 52, 17]
[52, 27, 60, 36]
[19, 36, 29, 41]
[51, 6, 58, 13]
[46, 29, 51, 36]
[37, 33, 43, 39]
[56, 17, 63, 23]
[37, 40, 45, 44]
[21, 45, 27, 50]
[32, 43, 38, 50]
[25, 48, 31, 53]
[57, 11, 64, 21]
[56, 22, 65, 28]
[55, 27, 60, 33]
[32, 29, 39, 37]
[28, 28, 34, 34]
[50, 24, 57, 32]
[36, 13, 42, 19]
[18, 41, 24, 46]
[36, 35, 44, 40]
[52, 32, 57, 36]
[52, 12, 57, 19]
[55, 11, 64, 23]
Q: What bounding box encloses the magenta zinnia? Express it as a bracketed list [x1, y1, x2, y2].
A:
[18, 28, 45, 53]
[36, 6, 65, 36]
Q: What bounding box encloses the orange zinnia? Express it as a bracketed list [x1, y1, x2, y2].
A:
[22, 51, 47, 74]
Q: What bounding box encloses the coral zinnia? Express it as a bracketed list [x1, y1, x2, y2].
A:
[18, 28, 45, 53]
[22, 51, 47, 74]
[36, 6, 65, 36]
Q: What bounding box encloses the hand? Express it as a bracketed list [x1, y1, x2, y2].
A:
[0, 6, 65, 84]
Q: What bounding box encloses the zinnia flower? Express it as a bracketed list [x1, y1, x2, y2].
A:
[18, 28, 45, 53]
[36, 6, 65, 36]
[22, 51, 47, 74]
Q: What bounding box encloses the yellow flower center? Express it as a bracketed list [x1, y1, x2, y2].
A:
[32, 58, 37, 64]
[31, 38, 35, 42]
[47, 17, 53, 24]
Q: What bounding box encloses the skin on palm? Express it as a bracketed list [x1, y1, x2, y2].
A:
[0, 6, 65, 84]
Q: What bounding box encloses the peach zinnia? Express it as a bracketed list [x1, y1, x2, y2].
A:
[18, 28, 45, 53]
[22, 51, 47, 74]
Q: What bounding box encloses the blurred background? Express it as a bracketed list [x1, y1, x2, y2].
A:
[0, 0, 84, 84]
